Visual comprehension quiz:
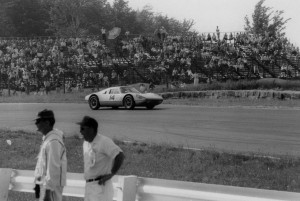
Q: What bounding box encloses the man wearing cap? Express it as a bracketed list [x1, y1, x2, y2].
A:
[77, 116, 125, 201]
[34, 109, 67, 201]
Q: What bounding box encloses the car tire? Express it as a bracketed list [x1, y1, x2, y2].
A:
[146, 105, 155, 110]
[123, 95, 135, 110]
[89, 95, 100, 110]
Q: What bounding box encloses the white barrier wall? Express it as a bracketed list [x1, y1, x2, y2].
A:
[8, 169, 137, 201]
[3, 169, 300, 201]
[0, 169, 12, 201]
[137, 177, 300, 201]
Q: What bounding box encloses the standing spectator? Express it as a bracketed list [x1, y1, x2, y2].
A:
[149, 81, 155, 91]
[20, 80, 26, 94]
[111, 70, 117, 86]
[172, 68, 178, 81]
[216, 26, 220, 41]
[103, 74, 109, 88]
[192, 72, 199, 85]
[139, 83, 146, 93]
[44, 79, 50, 95]
[160, 26, 168, 41]
[77, 116, 124, 201]
[101, 27, 107, 44]
[33, 109, 67, 201]
[125, 31, 130, 40]
[154, 28, 161, 41]
[98, 70, 104, 88]
[122, 69, 129, 85]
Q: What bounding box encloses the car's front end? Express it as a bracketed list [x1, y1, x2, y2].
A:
[134, 93, 163, 106]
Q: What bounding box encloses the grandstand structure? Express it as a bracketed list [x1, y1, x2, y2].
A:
[0, 32, 299, 94]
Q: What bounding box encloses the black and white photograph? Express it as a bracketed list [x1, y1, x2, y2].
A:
[0, 0, 299, 200]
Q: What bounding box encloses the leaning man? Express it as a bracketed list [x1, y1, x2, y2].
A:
[34, 109, 67, 201]
[77, 116, 125, 201]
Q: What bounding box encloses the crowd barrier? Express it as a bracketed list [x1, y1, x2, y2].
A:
[1, 168, 299, 201]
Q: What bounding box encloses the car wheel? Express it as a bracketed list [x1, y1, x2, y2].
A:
[89, 95, 100, 110]
[123, 95, 135, 109]
[146, 105, 155, 110]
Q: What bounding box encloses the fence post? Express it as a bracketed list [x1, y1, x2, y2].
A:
[63, 70, 65, 94]
[121, 176, 137, 201]
[0, 72, 2, 92]
[8, 78, 10, 96]
[0, 168, 12, 201]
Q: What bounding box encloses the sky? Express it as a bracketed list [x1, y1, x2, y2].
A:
[108, 0, 300, 47]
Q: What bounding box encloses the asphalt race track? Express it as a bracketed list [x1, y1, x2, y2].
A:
[1, 103, 300, 156]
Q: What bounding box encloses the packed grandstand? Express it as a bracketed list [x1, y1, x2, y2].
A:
[0, 30, 299, 95]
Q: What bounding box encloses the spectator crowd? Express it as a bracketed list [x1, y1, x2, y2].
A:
[0, 26, 299, 95]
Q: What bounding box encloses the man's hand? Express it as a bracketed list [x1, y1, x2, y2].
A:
[34, 184, 40, 198]
[97, 174, 114, 185]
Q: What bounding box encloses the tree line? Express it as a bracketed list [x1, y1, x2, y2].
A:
[0, 0, 296, 51]
[0, 0, 195, 37]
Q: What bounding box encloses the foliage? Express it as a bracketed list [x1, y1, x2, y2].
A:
[4, 0, 49, 37]
[0, 1, 17, 36]
[47, 0, 89, 37]
[0, 0, 196, 37]
[244, 0, 290, 37]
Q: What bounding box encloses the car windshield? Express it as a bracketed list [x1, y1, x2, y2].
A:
[120, 87, 140, 94]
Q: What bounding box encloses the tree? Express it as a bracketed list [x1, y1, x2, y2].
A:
[81, 0, 112, 34]
[0, 0, 17, 36]
[111, 0, 136, 31]
[48, 0, 89, 37]
[244, 0, 290, 37]
[2, 0, 49, 37]
[135, 5, 156, 34]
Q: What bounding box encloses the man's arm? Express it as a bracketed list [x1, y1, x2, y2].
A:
[98, 152, 125, 185]
[111, 152, 125, 175]
[45, 141, 64, 189]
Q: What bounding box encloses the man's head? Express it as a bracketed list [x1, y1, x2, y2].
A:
[35, 109, 55, 135]
[77, 116, 98, 142]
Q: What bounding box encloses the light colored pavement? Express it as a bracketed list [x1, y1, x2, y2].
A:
[1, 103, 300, 156]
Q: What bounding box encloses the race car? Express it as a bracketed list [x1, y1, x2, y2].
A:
[85, 86, 163, 110]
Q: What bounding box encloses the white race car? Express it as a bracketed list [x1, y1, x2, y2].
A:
[85, 86, 163, 110]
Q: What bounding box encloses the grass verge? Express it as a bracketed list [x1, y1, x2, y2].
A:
[1, 130, 299, 201]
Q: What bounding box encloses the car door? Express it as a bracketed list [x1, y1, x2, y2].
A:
[111, 88, 123, 106]
[102, 88, 120, 106]
[99, 89, 111, 106]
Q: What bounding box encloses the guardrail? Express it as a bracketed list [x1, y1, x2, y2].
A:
[1, 168, 299, 201]
[1, 169, 137, 201]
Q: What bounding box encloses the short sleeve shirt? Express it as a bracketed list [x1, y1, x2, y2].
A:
[83, 134, 122, 180]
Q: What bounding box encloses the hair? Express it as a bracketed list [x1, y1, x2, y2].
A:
[89, 119, 98, 133]
[81, 116, 98, 133]
[47, 118, 55, 127]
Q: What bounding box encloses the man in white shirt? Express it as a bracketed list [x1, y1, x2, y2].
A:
[77, 116, 125, 201]
[34, 109, 67, 201]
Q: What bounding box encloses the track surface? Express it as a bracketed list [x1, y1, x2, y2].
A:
[1, 103, 300, 156]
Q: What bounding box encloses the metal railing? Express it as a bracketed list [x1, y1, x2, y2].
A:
[2, 168, 300, 201]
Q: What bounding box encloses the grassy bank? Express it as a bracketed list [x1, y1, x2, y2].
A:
[1, 80, 300, 108]
[154, 79, 300, 93]
[1, 90, 300, 109]
[1, 130, 300, 198]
